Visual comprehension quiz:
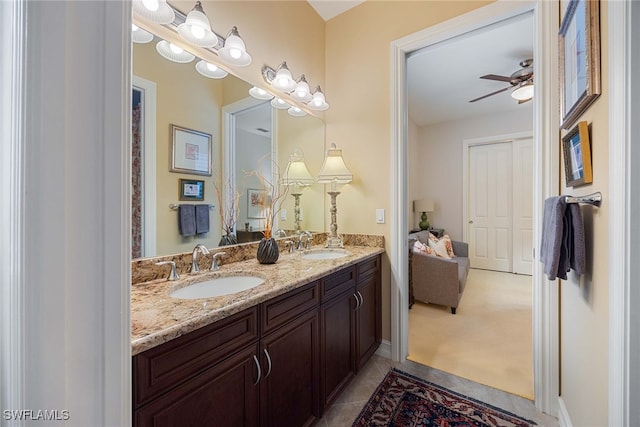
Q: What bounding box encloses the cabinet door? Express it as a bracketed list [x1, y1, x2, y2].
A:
[260, 309, 320, 427]
[356, 272, 381, 371]
[320, 289, 356, 413]
[134, 344, 260, 427]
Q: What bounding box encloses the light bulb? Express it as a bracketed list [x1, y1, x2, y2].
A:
[169, 43, 183, 54]
[206, 63, 218, 72]
[141, 0, 159, 12]
[190, 25, 205, 39]
[230, 48, 242, 59]
[277, 77, 289, 87]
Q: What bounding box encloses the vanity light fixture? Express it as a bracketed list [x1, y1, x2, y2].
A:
[132, 24, 154, 44]
[287, 106, 307, 117]
[177, 1, 217, 48]
[218, 27, 252, 67]
[282, 150, 315, 233]
[195, 60, 228, 79]
[249, 86, 274, 101]
[155, 40, 195, 63]
[291, 75, 312, 102]
[269, 62, 297, 92]
[317, 143, 353, 248]
[271, 98, 291, 110]
[133, 0, 175, 24]
[308, 86, 329, 111]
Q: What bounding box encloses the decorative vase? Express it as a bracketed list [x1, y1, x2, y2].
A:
[218, 233, 238, 246]
[257, 237, 279, 264]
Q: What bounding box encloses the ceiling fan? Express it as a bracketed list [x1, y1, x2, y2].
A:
[469, 58, 533, 104]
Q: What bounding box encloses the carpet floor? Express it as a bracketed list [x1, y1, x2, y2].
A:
[408, 268, 534, 399]
[353, 368, 536, 426]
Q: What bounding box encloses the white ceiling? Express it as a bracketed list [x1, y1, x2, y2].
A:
[307, 0, 365, 21]
[407, 11, 534, 127]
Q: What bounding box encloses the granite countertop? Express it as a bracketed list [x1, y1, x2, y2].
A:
[131, 245, 384, 356]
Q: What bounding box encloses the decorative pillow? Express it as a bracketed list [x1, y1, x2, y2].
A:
[428, 238, 451, 258]
[413, 240, 436, 256]
[440, 234, 456, 258]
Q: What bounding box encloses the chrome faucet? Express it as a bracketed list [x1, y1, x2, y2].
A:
[211, 252, 227, 271]
[298, 231, 313, 250]
[275, 229, 287, 238]
[156, 260, 179, 281]
[191, 244, 210, 273]
[284, 240, 295, 253]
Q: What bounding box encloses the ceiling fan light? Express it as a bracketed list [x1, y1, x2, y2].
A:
[177, 1, 217, 48]
[133, 0, 175, 24]
[511, 81, 534, 101]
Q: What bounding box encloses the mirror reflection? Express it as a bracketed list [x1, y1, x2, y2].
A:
[132, 30, 325, 259]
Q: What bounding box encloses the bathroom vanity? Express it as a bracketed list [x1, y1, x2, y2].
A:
[131, 246, 382, 426]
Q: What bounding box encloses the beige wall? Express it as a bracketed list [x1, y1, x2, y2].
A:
[324, 0, 492, 342]
[559, 3, 610, 425]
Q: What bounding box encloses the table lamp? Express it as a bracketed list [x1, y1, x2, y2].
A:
[413, 199, 434, 230]
[282, 150, 314, 233]
[317, 143, 352, 248]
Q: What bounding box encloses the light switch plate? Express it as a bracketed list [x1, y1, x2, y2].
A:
[376, 209, 385, 224]
[280, 209, 287, 220]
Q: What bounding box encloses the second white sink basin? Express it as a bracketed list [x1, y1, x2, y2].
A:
[170, 275, 265, 299]
[301, 249, 349, 260]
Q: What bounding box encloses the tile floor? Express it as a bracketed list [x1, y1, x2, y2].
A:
[317, 354, 559, 426]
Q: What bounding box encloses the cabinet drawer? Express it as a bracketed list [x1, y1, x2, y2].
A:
[133, 306, 259, 408]
[261, 280, 319, 335]
[320, 266, 355, 302]
[356, 255, 380, 283]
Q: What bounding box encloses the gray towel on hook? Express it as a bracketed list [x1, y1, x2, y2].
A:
[178, 204, 196, 237]
[540, 196, 566, 280]
[567, 203, 586, 275]
[195, 204, 210, 234]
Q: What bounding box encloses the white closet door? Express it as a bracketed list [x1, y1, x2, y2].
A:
[468, 142, 513, 272]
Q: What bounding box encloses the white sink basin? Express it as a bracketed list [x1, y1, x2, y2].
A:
[170, 275, 265, 299]
[301, 249, 349, 260]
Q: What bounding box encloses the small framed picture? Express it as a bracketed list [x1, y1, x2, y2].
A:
[247, 188, 267, 219]
[170, 124, 212, 176]
[179, 178, 205, 201]
[562, 121, 592, 187]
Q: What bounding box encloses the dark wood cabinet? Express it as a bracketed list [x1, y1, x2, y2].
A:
[133, 254, 381, 427]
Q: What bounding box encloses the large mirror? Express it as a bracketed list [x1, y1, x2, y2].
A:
[132, 27, 325, 259]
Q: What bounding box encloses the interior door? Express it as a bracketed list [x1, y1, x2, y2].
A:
[468, 142, 513, 272]
[512, 138, 534, 275]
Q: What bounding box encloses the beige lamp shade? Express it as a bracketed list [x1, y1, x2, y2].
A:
[282, 152, 314, 187]
[317, 143, 353, 184]
[413, 199, 434, 213]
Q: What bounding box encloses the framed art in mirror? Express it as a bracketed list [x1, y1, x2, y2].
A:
[179, 178, 205, 201]
[170, 124, 212, 176]
[559, 0, 601, 129]
[562, 121, 592, 187]
[247, 188, 266, 219]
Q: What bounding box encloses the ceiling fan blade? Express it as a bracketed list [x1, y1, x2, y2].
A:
[480, 74, 513, 83]
[469, 86, 511, 103]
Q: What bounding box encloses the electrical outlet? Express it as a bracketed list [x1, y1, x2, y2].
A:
[376, 209, 385, 224]
[280, 209, 287, 220]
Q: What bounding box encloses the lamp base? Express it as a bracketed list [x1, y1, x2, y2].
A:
[419, 212, 430, 230]
[325, 235, 344, 249]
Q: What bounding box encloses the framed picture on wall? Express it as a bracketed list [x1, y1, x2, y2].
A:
[170, 124, 212, 176]
[562, 121, 592, 187]
[247, 188, 267, 219]
[558, 0, 601, 129]
[178, 178, 205, 201]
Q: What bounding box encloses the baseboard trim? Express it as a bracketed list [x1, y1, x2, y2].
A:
[375, 339, 392, 359]
[558, 397, 573, 427]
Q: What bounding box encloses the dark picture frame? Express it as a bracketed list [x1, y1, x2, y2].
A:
[179, 178, 205, 201]
[170, 124, 212, 176]
[559, 0, 601, 129]
[562, 121, 592, 187]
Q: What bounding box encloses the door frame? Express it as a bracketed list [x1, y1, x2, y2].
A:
[390, 0, 560, 414]
[462, 132, 533, 273]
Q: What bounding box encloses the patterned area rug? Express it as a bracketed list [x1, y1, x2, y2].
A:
[353, 369, 536, 427]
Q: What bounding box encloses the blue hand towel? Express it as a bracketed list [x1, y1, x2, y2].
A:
[178, 204, 196, 237]
[195, 204, 210, 234]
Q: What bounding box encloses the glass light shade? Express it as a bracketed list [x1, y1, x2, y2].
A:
[156, 40, 195, 63]
[249, 86, 274, 100]
[283, 155, 314, 187]
[270, 62, 296, 92]
[511, 80, 534, 101]
[177, 1, 217, 48]
[287, 106, 307, 117]
[291, 75, 312, 102]
[218, 27, 252, 67]
[195, 60, 228, 79]
[132, 24, 153, 44]
[317, 143, 353, 184]
[307, 86, 329, 111]
[413, 199, 435, 213]
[133, 0, 175, 24]
[270, 98, 290, 110]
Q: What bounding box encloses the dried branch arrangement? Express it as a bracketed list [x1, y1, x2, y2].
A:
[214, 175, 241, 236]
